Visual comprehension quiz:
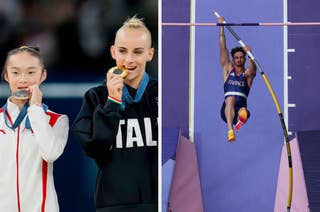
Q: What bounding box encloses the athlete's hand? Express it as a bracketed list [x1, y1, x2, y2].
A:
[243, 46, 252, 53]
[106, 70, 124, 100]
[218, 17, 224, 23]
[28, 84, 43, 106]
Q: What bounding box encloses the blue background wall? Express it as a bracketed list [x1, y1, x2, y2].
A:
[49, 98, 97, 212]
[162, 0, 190, 135]
[163, 0, 320, 211]
[162, 0, 289, 211]
[288, 0, 320, 132]
[194, 1, 283, 211]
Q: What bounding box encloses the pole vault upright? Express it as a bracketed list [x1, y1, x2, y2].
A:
[213, 10, 293, 212]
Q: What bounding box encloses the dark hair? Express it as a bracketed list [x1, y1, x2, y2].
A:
[2, 46, 44, 81]
[231, 46, 246, 58]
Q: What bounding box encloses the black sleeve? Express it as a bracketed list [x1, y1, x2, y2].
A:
[149, 80, 158, 118]
[71, 87, 121, 160]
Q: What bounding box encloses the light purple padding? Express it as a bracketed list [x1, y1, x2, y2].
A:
[162, 159, 175, 212]
[167, 133, 204, 212]
[274, 137, 309, 211]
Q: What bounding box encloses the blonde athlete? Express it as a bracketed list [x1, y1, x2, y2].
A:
[72, 17, 158, 212]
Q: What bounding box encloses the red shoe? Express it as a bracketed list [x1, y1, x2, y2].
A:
[235, 108, 249, 131]
[228, 130, 236, 142]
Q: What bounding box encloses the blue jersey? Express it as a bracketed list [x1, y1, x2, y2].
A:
[224, 69, 250, 107]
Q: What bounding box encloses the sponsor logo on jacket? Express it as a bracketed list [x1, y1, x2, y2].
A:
[227, 79, 246, 87]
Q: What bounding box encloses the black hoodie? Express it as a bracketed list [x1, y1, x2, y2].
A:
[72, 79, 158, 212]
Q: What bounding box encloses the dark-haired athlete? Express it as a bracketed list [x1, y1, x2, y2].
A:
[0, 46, 69, 211]
[218, 17, 257, 142]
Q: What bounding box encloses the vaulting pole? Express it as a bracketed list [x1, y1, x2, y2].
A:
[162, 22, 320, 26]
[213, 10, 293, 212]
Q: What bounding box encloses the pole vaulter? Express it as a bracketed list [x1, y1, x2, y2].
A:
[213, 10, 293, 212]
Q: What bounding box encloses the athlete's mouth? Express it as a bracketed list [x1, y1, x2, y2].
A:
[125, 66, 137, 71]
[17, 87, 28, 90]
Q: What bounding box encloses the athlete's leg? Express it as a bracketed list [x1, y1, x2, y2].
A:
[225, 96, 236, 141]
[225, 96, 236, 130]
[235, 107, 250, 131]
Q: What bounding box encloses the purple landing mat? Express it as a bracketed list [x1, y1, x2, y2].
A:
[162, 159, 175, 212]
[162, 128, 180, 211]
[167, 133, 204, 212]
[297, 131, 320, 211]
[274, 136, 309, 211]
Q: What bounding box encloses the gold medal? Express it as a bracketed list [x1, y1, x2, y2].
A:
[109, 66, 129, 79]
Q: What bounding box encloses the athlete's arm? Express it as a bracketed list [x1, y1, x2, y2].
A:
[28, 106, 69, 163]
[72, 88, 121, 160]
[218, 17, 231, 81]
[247, 58, 257, 77]
[243, 46, 257, 87]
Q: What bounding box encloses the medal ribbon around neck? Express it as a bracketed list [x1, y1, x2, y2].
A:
[2, 102, 48, 130]
[121, 72, 149, 110]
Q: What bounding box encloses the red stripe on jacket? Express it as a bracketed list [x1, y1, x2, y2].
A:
[0, 109, 5, 134]
[41, 111, 62, 212]
[16, 126, 21, 212]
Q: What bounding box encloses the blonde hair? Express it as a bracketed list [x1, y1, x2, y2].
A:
[116, 16, 152, 47]
[122, 16, 146, 29]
